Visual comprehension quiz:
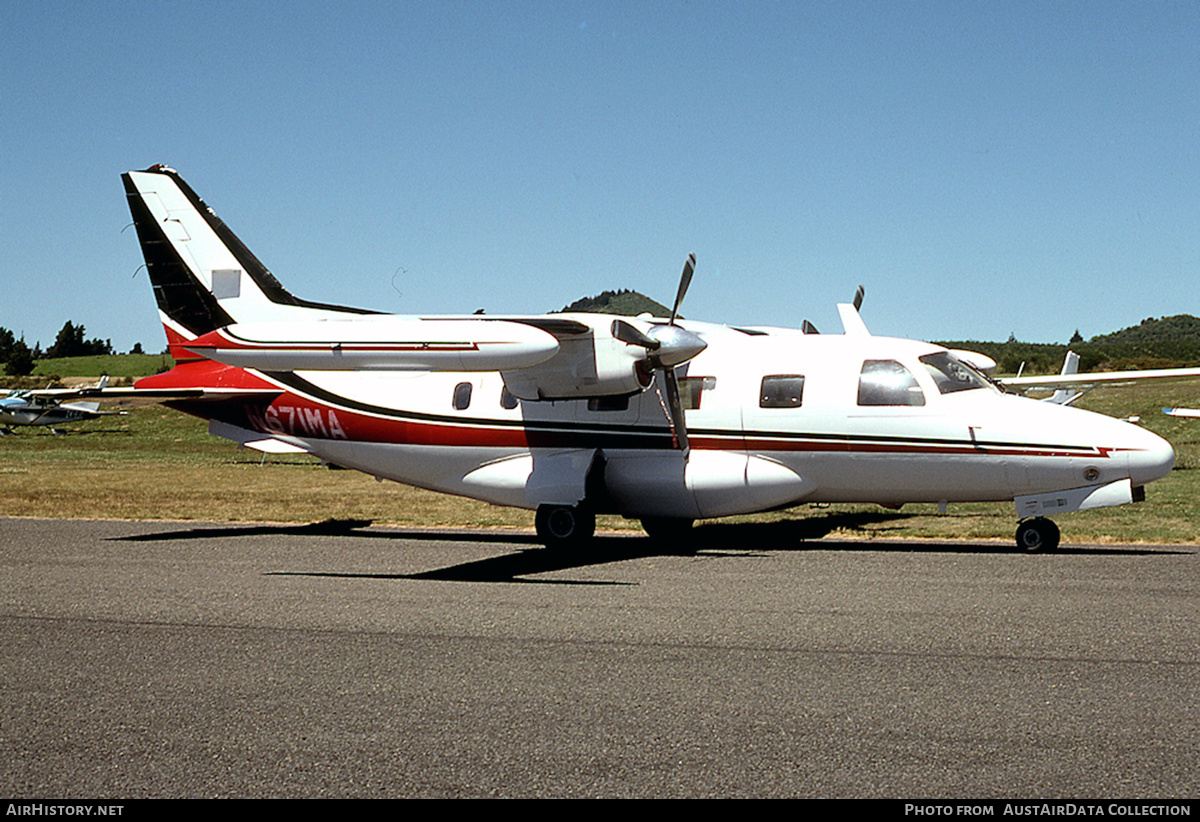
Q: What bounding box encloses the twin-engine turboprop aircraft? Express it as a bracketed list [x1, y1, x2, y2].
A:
[120, 165, 1179, 551]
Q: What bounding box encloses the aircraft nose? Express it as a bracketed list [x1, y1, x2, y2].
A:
[1125, 426, 1175, 486]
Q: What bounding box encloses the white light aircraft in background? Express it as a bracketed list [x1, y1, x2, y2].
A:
[0, 377, 124, 433]
[118, 165, 1189, 552]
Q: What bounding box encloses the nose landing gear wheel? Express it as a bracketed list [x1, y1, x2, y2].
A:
[1016, 517, 1060, 552]
[535, 504, 596, 548]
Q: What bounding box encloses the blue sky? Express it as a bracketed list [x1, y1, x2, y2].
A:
[3, 1, 1199, 353]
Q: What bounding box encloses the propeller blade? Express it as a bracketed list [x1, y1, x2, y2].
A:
[611, 319, 660, 351]
[668, 253, 696, 326]
[660, 368, 690, 458]
[802, 319, 820, 335]
[853, 285, 865, 312]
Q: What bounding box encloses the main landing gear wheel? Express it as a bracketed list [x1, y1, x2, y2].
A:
[535, 504, 595, 549]
[1016, 517, 1060, 553]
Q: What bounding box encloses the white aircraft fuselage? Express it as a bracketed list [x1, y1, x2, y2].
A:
[122, 166, 1175, 550]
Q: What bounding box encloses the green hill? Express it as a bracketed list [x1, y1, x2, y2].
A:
[939, 314, 1200, 374]
[560, 290, 673, 317]
[1090, 314, 1200, 345]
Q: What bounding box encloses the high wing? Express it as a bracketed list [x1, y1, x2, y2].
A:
[999, 364, 1200, 391]
[999, 357, 1200, 421]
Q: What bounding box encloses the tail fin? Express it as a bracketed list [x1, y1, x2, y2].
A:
[1048, 350, 1082, 405]
[122, 165, 375, 345]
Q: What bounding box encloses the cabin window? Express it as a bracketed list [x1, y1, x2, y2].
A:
[857, 360, 925, 407]
[500, 386, 519, 409]
[681, 376, 716, 410]
[453, 381, 473, 410]
[760, 375, 805, 408]
[920, 352, 989, 394]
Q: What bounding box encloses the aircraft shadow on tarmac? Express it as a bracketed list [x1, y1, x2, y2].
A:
[110, 512, 1188, 585]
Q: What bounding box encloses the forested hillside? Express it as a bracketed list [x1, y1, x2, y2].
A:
[939, 315, 1200, 374]
[561, 290, 673, 317]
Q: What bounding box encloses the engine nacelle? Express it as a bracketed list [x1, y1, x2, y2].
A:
[501, 314, 653, 400]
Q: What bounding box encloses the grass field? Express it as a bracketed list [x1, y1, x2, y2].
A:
[2, 375, 1198, 544]
[31, 353, 172, 380]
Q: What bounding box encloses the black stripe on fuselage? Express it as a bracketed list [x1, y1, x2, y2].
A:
[264, 372, 691, 441]
[261, 372, 1105, 456]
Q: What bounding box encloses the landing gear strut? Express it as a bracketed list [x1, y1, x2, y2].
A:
[535, 504, 595, 549]
[1016, 517, 1060, 552]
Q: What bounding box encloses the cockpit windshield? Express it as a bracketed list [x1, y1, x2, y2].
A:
[920, 352, 992, 394]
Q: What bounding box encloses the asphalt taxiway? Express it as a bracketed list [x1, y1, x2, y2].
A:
[1, 516, 1197, 798]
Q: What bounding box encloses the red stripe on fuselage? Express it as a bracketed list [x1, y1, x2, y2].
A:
[150, 362, 1133, 459]
[232, 389, 1125, 459]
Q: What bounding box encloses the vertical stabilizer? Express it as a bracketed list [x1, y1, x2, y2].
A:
[122, 165, 374, 341]
[1049, 350, 1082, 405]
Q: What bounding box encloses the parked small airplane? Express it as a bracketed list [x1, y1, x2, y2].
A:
[0, 378, 124, 433]
[120, 165, 1188, 551]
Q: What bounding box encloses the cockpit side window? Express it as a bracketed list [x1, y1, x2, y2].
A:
[919, 352, 989, 394]
[857, 360, 925, 407]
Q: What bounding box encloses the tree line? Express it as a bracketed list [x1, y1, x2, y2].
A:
[939, 315, 1200, 374]
[0, 321, 145, 377]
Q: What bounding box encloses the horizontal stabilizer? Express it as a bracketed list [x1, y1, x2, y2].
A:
[34, 386, 282, 409]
